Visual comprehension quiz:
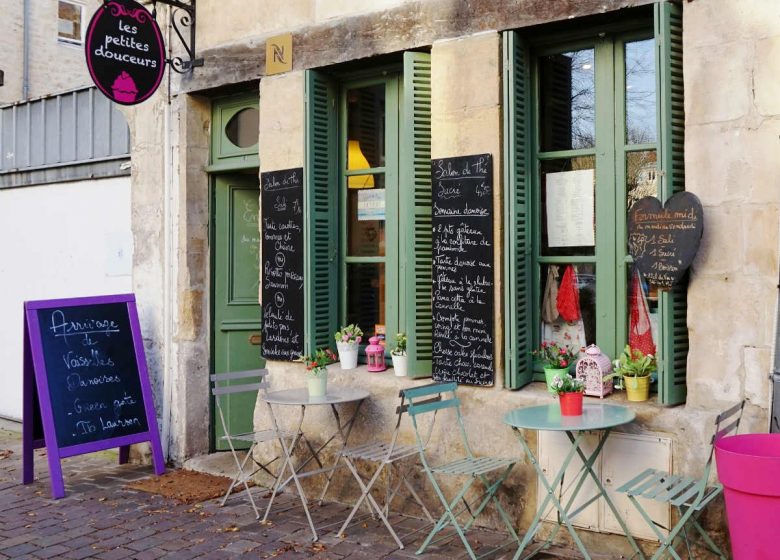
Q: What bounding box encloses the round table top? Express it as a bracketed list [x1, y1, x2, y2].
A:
[503, 403, 636, 432]
[262, 387, 370, 406]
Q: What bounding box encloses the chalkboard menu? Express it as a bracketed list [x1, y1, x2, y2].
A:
[628, 192, 703, 289]
[431, 153, 495, 386]
[261, 168, 304, 361]
[23, 294, 164, 499]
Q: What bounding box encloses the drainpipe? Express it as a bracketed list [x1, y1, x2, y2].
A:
[22, 0, 31, 99]
[771, 218, 780, 432]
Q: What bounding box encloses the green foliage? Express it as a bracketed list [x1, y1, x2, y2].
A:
[530, 341, 580, 369]
[334, 324, 363, 344]
[297, 347, 337, 378]
[392, 332, 407, 356]
[615, 345, 656, 378]
[550, 373, 585, 395]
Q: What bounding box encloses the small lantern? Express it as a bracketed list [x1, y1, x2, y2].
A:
[575, 344, 613, 398]
[365, 336, 386, 372]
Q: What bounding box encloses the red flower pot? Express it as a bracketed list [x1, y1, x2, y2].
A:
[559, 391, 584, 416]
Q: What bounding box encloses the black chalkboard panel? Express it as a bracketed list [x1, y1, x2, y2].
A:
[431, 153, 495, 386]
[35, 303, 148, 447]
[261, 168, 304, 361]
[23, 294, 165, 499]
[628, 192, 703, 289]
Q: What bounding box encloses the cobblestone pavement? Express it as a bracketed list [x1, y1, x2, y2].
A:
[0, 423, 572, 560]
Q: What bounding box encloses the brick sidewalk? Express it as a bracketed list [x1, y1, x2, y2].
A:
[0, 424, 552, 560]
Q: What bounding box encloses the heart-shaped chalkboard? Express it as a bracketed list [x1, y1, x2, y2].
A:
[627, 192, 703, 289]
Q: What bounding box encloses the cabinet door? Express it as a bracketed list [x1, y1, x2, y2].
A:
[601, 433, 671, 540]
[538, 431, 600, 529]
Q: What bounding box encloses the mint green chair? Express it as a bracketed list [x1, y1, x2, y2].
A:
[404, 382, 520, 559]
[617, 400, 745, 559]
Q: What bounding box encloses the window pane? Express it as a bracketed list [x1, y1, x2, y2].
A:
[540, 157, 595, 257]
[58, 1, 82, 42]
[539, 263, 596, 349]
[625, 39, 657, 144]
[346, 84, 385, 169]
[225, 108, 259, 148]
[626, 267, 658, 358]
[346, 263, 385, 340]
[626, 150, 657, 211]
[539, 49, 595, 151]
[347, 174, 385, 256]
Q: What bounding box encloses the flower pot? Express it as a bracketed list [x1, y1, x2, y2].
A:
[715, 434, 780, 559]
[544, 367, 569, 394]
[307, 371, 327, 398]
[336, 341, 359, 370]
[391, 354, 408, 377]
[559, 391, 584, 416]
[624, 375, 650, 402]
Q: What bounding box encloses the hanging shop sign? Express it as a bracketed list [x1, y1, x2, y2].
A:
[22, 294, 165, 499]
[84, 0, 166, 105]
[628, 192, 704, 289]
[431, 153, 495, 386]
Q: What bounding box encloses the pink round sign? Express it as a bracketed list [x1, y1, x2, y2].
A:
[84, 0, 166, 105]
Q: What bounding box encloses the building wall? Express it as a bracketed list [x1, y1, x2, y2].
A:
[123, 0, 780, 554]
[0, 0, 102, 104]
[0, 177, 132, 420]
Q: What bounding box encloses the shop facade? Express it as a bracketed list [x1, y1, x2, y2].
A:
[123, 0, 780, 553]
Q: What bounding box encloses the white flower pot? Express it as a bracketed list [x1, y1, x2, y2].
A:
[391, 353, 408, 377]
[307, 371, 327, 398]
[337, 341, 359, 370]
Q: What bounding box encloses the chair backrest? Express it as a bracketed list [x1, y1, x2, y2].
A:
[401, 382, 472, 461]
[210, 369, 270, 434]
[703, 399, 746, 479]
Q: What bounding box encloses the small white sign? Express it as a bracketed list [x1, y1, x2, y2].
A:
[357, 189, 386, 221]
[546, 169, 595, 247]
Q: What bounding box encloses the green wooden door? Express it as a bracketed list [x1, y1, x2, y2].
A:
[213, 174, 264, 450]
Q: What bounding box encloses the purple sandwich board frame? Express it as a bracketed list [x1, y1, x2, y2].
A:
[22, 293, 164, 499]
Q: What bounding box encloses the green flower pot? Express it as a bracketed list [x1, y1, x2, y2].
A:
[544, 367, 570, 394]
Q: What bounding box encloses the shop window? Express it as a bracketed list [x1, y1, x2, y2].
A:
[304, 52, 432, 377]
[58, 1, 84, 45]
[504, 2, 687, 405]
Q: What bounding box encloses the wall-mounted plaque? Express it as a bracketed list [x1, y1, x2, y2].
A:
[628, 192, 704, 289]
[85, 0, 166, 105]
[431, 153, 494, 386]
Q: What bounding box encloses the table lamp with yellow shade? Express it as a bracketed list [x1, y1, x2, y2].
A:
[347, 140, 375, 188]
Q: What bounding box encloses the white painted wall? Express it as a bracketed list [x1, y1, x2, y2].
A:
[0, 176, 132, 420]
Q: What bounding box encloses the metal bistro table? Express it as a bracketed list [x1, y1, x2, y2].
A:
[503, 403, 644, 560]
[261, 386, 369, 541]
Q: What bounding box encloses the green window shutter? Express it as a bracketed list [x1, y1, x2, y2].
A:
[503, 31, 533, 389]
[655, 1, 688, 406]
[400, 51, 433, 377]
[304, 70, 339, 354]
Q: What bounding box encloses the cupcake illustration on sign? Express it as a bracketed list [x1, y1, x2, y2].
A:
[111, 72, 138, 103]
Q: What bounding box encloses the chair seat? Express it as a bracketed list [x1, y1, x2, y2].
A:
[432, 456, 515, 476]
[220, 428, 297, 444]
[342, 441, 419, 463]
[616, 467, 721, 509]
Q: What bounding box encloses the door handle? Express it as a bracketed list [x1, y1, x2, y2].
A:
[249, 334, 262, 345]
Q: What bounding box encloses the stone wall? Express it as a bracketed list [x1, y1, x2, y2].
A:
[0, 0, 102, 104]
[684, 0, 779, 419]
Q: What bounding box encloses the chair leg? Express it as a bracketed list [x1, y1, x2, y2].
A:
[223, 440, 260, 519]
[684, 508, 727, 559]
[417, 476, 478, 559]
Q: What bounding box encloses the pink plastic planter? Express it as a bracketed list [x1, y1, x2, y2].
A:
[714, 434, 780, 559]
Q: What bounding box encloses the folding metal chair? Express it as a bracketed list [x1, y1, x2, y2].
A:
[617, 400, 745, 560]
[210, 369, 296, 519]
[404, 382, 521, 559]
[335, 388, 435, 549]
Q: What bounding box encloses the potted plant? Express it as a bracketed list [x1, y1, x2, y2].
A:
[550, 373, 585, 416]
[297, 347, 337, 398]
[391, 332, 408, 377]
[334, 324, 362, 370]
[531, 341, 580, 394]
[614, 345, 656, 402]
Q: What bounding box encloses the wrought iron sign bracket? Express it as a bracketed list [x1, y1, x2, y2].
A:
[152, 0, 204, 73]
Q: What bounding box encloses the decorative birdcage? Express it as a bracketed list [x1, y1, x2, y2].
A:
[575, 345, 613, 398]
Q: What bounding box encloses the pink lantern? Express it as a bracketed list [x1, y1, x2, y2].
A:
[365, 336, 386, 372]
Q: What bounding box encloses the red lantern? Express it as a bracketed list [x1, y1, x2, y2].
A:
[365, 336, 386, 372]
